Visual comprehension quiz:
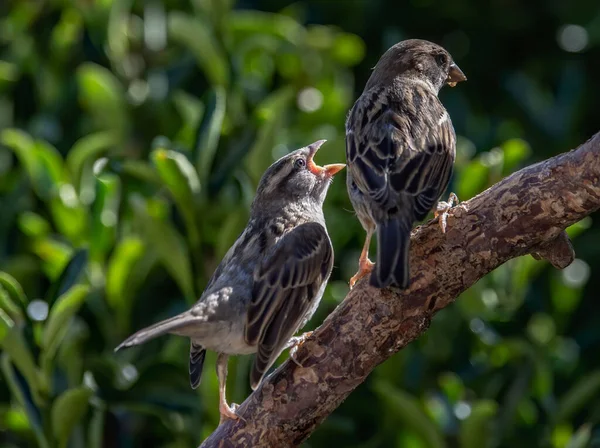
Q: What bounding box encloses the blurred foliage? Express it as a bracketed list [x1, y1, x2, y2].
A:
[0, 0, 599, 447]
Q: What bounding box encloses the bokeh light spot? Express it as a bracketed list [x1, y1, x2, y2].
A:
[557, 25, 588, 53]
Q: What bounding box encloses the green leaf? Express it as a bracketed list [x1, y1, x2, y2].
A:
[331, 32, 366, 66]
[32, 238, 74, 281]
[18, 211, 51, 238]
[501, 138, 531, 175]
[0, 308, 14, 344]
[76, 63, 127, 133]
[194, 86, 226, 186]
[151, 149, 201, 246]
[47, 249, 88, 307]
[167, 12, 229, 86]
[42, 284, 89, 364]
[1, 355, 48, 448]
[459, 400, 498, 448]
[48, 189, 88, 245]
[566, 424, 592, 448]
[566, 217, 592, 239]
[172, 90, 204, 149]
[106, 237, 145, 326]
[245, 86, 294, 182]
[131, 195, 195, 303]
[0, 288, 22, 323]
[554, 371, 600, 423]
[66, 131, 120, 187]
[90, 174, 121, 263]
[51, 387, 93, 448]
[0, 271, 28, 310]
[1, 129, 55, 199]
[1, 326, 43, 403]
[229, 10, 304, 43]
[456, 160, 489, 200]
[373, 381, 446, 448]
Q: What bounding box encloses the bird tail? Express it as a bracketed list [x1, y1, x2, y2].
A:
[370, 218, 411, 289]
[114, 313, 190, 352]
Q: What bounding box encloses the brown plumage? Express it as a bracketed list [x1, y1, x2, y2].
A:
[345, 39, 466, 289]
[115, 140, 344, 423]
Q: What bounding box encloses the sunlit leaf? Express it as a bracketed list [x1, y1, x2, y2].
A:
[151, 148, 201, 247]
[456, 160, 489, 200]
[0, 271, 28, 310]
[194, 86, 226, 187]
[1, 129, 55, 198]
[131, 195, 195, 303]
[67, 131, 120, 188]
[47, 249, 88, 307]
[106, 237, 145, 327]
[76, 63, 128, 133]
[90, 174, 121, 263]
[245, 87, 294, 182]
[42, 284, 89, 365]
[18, 211, 51, 239]
[229, 10, 304, 43]
[167, 12, 228, 86]
[51, 387, 93, 448]
[501, 138, 531, 174]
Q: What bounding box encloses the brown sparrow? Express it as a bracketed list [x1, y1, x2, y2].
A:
[115, 140, 345, 423]
[345, 39, 466, 289]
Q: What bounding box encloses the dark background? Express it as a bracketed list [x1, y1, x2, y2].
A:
[1, 1, 599, 447]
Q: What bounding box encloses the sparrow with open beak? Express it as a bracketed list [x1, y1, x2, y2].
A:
[115, 140, 344, 423]
[345, 39, 466, 289]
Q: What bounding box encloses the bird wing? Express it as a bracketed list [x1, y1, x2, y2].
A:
[346, 85, 456, 222]
[244, 221, 332, 389]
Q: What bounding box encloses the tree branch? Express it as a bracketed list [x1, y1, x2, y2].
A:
[200, 132, 600, 448]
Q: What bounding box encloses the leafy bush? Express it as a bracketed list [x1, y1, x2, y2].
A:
[1, 1, 599, 448]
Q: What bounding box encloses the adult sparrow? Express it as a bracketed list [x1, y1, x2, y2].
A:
[345, 39, 466, 289]
[115, 141, 344, 422]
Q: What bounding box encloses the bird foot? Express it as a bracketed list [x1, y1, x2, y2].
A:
[219, 402, 245, 425]
[287, 331, 313, 367]
[349, 257, 375, 289]
[434, 192, 459, 234]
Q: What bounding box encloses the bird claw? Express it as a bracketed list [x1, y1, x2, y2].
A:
[219, 402, 245, 425]
[434, 192, 459, 234]
[349, 257, 375, 289]
[287, 331, 313, 367]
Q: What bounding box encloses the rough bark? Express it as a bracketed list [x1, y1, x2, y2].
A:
[200, 132, 600, 448]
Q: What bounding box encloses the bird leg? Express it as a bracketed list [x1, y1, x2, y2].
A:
[349, 229, 375, 289]
[286, 331, 313, 367]
[434, 192, 459, 234]
[216, 353, 243, 425]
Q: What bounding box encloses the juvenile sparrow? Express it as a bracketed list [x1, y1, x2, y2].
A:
[345, 39, 466, 289]
[115, 140, 344, 422]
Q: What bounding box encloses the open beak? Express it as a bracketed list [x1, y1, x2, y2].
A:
[306, 140, 346, 177]
[446, 63, 467, 87]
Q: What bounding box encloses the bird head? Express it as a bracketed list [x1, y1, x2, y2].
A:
[253, 140, 345, 212]
[366, 39, 467, 93]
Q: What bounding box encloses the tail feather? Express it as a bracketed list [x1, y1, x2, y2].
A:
[370, 218, 411, 289]
[114, 313, 190, 351]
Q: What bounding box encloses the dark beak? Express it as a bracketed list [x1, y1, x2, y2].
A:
[306, 140, 345, 177]
[446, 63, 467, 87]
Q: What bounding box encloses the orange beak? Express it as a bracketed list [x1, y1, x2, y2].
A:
[306, 140, 346, 177]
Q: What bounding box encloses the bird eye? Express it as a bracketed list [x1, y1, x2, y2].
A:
[435, 54, 448, 66]
[295, 158, 306, 169]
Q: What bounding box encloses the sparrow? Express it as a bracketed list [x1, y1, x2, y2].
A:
[115, 140, 345, 423]
[345, 39, 466, 289]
